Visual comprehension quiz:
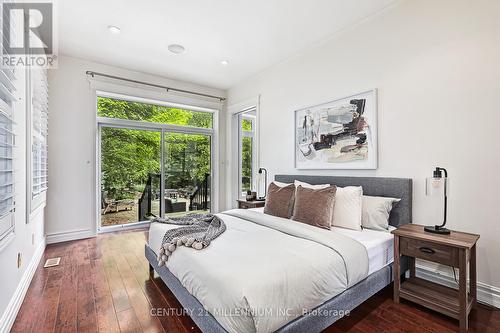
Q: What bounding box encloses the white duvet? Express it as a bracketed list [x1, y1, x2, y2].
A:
[148, 209, 369, 333]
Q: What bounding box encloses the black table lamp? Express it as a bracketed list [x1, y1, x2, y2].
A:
[424, 167, 450, 234]
[256, 168, 267, 201]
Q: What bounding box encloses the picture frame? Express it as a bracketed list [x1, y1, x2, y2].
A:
[294, 89, 378, 170]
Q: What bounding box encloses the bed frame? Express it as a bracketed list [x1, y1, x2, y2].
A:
[145, 175, 412, 333]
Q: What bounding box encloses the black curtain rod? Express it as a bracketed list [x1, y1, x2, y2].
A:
[85, 71, 226, 102]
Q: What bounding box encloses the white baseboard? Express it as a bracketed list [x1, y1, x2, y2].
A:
[0, 238, 46, 333]
[46, 228, 95, 244]
[98, 221, 150, 234]
[416, 265, 500, 309]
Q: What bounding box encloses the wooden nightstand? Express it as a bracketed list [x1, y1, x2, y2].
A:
[392, 224, 479, 332]
[237, 199, 265, 209]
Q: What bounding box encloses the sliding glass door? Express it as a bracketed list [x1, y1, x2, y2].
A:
[100, 126, 161, 227]
[163, 132, 211, 217]
[99, 127, 213, 227]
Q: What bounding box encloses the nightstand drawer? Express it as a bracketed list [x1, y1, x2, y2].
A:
[400, 237, 459, 267]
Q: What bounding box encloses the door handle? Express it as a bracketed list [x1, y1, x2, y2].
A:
[419, 247, 436, 254]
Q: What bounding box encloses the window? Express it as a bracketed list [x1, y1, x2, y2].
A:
[28, 67, 49, 212]
[97, 95, 215, 228]
[0, 65, 16, 241]
[97, 96, 213, 129]
[238, 111, 256, 197]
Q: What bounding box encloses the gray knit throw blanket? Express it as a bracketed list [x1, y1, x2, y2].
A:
[154, 214, 226, 267]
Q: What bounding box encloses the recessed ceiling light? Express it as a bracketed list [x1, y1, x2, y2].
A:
[168, 44, 186, 54]
[108, 25, 121, 34]
[220, 60, 229, 66]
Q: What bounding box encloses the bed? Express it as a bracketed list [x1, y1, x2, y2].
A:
[145, 175, 412, 333]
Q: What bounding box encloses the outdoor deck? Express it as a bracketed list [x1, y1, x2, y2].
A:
[101, 198, 209, 226]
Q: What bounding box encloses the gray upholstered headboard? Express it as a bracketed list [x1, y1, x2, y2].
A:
[275, 175, 412, 227]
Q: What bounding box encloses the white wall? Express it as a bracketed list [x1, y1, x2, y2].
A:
[0, 69, 47, 332]
[46, 55, 226, 242]
[228, 0, 500, 294]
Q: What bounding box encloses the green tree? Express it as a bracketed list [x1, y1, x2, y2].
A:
[241, 137, 252, 192]
[241, 118, 253, 192]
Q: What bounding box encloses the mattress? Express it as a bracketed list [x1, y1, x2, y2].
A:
[246, 207, 394, 275]
[330, 225, 394, 275]
[149, 208, 394, 277]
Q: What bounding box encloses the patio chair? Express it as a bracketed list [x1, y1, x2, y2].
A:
[101, 192, 117, 215]
[101, 191, 135, 214]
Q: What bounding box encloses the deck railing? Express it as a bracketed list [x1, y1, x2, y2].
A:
[138, 173, 159, 221]
[189, 173, 210, 211]
[138, 173, 210, 220]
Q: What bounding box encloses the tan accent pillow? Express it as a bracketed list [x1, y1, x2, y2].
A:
[264, 183, 296, 218]
[292, 185, 337, 230]
[294, 180, 363, 230]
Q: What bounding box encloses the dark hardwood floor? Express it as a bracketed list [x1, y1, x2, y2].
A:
[11, 229, 499, 333]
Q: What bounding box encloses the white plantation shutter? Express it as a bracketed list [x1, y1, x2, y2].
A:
[30, 67, 49, 209]
[31, 68, 48, 196]
[0, 65, 16, 241]
[1, 0, 17, 244]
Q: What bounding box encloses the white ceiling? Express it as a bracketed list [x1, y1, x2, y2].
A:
[59, 0, 397, 90]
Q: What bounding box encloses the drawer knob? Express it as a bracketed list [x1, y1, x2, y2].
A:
[419, 247, 436, 254]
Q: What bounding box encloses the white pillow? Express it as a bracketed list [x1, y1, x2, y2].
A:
[294, 180, 363, 231]
[331, 186, 363, 230]
[294, 180, 330, 190]
[273, 181, 292, 187]
[362, 196, 401, 231]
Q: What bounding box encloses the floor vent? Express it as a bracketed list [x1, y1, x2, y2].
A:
[44, 257, 61, 268]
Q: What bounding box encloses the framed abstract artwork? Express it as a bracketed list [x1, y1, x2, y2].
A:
[294, 89, 378, 169]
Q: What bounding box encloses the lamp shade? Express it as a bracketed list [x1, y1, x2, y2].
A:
[425, 177, 449, 196]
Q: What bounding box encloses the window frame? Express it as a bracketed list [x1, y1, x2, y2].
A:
[227, 97, 260, 208]
[92, 86, 221, 233]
